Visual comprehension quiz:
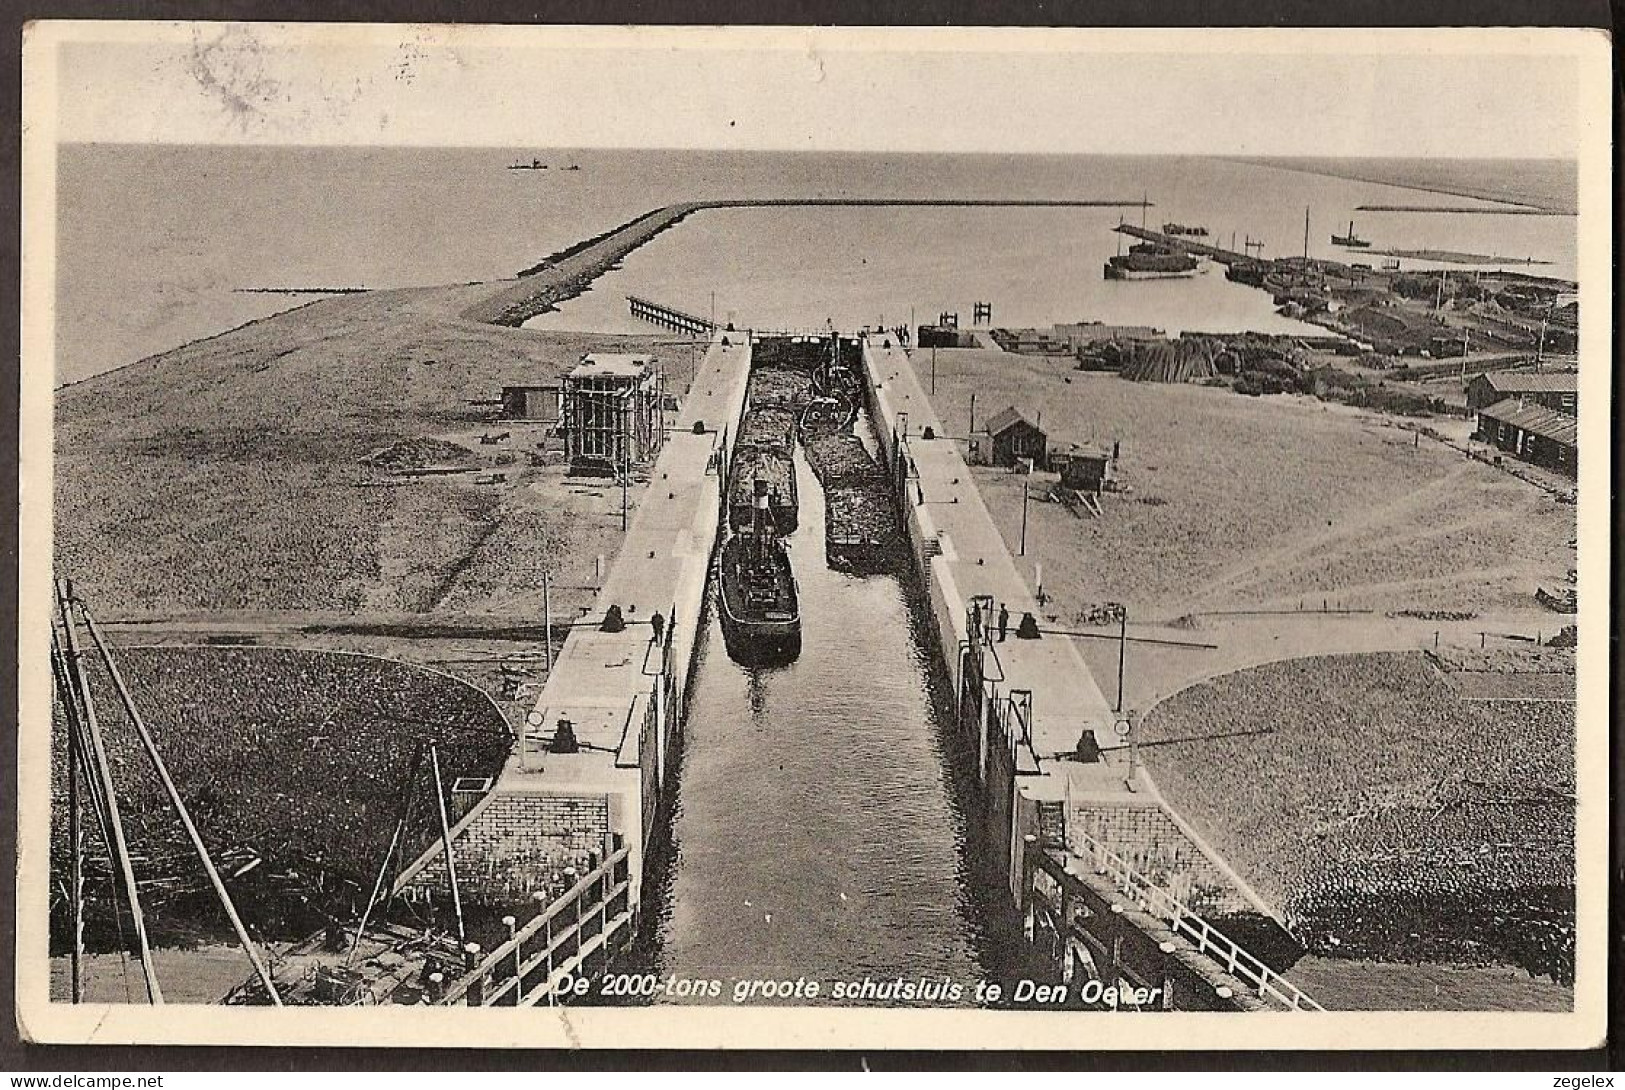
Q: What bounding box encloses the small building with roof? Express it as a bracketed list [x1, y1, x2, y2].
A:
[1049, 441, 1118, 494]
[1475, 397, 1578, 478]
[561, 353, 664, 472]
[1466, 371, 1578, 415]
[977, 406, 1048, 469]
[500, 384, 560, 421]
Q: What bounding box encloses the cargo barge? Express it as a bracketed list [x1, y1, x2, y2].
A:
[824, 486, 906, 575]
[747, 368, 815, 411]
[1104, 243, 1200, 280]
[803, 431, 904, 574]
[805, 432, 884, 486]
[737, 405, 796, 453]
[728, 445, 797, 534]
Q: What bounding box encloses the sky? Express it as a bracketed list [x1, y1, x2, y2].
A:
[34, 24, 1596, 157]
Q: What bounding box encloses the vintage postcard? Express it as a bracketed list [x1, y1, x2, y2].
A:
[14, 23, 1612, 1050]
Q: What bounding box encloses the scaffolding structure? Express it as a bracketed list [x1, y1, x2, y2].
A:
[561, 354, 664, 472]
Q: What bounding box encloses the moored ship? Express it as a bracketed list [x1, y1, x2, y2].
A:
[1331, 220, 1371, 248]
[717, 480, 801, 664]
[1104, 243, 1200, 280]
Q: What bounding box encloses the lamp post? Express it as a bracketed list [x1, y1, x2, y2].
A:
[621, 428, 630, 532]
[1116, 607, 1128, 713]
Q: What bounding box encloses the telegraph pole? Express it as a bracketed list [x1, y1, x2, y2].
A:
[1019, 480, 1030, 556]
[542, 569, 553, 673]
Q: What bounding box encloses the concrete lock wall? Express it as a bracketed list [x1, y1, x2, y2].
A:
[863, 342, 1024, 895]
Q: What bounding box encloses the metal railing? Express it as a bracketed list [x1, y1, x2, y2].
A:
[439, 843, 633, 1006]
[1068, 830, 1324, 1012]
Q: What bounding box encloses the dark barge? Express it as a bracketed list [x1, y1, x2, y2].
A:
[717, 481, 801, 665]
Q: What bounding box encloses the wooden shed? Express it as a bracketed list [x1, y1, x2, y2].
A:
[1475, 397, 1578, 478]
[1466, 371, 1578, 415]
[984, 406, 1047, 469]
[1052, 447, 1116, 493]
[500, 385, 560, 421]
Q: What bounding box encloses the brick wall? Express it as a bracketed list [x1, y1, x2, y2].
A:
[1068, 802, 1252, 918]
[406, 792, 610, 906]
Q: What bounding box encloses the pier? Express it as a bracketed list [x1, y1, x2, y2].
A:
[628, 295, 716, 337]
[1114, 223, 1249, 264]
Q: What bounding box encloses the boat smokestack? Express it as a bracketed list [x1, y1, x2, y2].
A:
[752, 476, 769, 549]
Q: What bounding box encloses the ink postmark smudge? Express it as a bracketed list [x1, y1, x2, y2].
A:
[186, 25, 285, 130]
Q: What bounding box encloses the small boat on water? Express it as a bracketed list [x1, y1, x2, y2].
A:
[1331, 220, 1371, 248]
[717, 481, 801, 664]
[508, 158, 548, 170]
[812, 342, 862, 400]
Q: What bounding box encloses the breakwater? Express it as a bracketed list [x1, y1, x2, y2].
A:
[466, 198, 1155, 329]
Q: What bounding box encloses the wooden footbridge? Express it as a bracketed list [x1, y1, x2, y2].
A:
[628, 295, 715, 336]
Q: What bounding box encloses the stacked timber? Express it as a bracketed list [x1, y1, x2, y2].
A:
[1118, 338, 1220, 383]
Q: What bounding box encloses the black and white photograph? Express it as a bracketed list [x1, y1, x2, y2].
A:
[14, 23, 1611, 1050]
